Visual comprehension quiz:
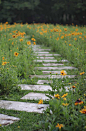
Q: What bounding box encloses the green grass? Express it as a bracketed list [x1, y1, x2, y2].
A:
[0, 22, 86, 131]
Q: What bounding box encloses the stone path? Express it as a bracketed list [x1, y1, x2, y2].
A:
[0, 44, 77, 126]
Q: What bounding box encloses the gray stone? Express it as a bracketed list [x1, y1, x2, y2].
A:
[42, 71, 66, 74]
[35, 52, 49, 54]
[0, 114, 20, 126]
[37, 57, 55, 59]
[34, 60, 57, 62]
[36, 49, 51, 51]
[60, 60, 69, 62]
[0, 100, 49, 114]
[37, 80, 52, 84]
[35, 66, 77, 70]
[37, 54, 60, 56]
[43, 63, 64, 66]
[18, 84, 52, 91]
[30, 75, 75, 79]
[21, 92, 49, 100]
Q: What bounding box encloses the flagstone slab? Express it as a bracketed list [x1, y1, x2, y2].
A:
[21, 92, 49, 100]
[0, 114, 20, 126]
[42, 71, 67, 74]
[18, 84, 52, 91]
[34, 60, 57, 62]
[43, 63, 64, 66]
[60, 60, 69, 62]
[37, 54, 60, 56]
[37, 80, 53, 84]
[35, 52, 49, 54]
[0, 100, 49, 114]
[30, 75, 75, 79]
[35, 49, 51, 51]
[35, 66, 77, 70]
[37, 57, 55, 59]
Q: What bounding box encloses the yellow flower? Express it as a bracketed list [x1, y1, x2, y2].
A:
[56, 123, 64, 129]
[33, 42, 36, 45]
[72, 85, 76, 89]
[80, 72, 85, 75]
[18, 126, 20, 128]
[61, 36, 64, 39]
[14, 52, 19, 56]
[80, 108, 86, 114]
[12, 35, 16, 38]
[2, 57, 4, 60]
[69, 44, 71, 46]
[27, 41, 31, 45]
[74, 38, 77, 41]
[31, 38, 36, 41]
[54, 94, 60, 99]
[20, 39, 23, 42]
[2, 62, 7, 65]
[64, 28, 67, 31]
[75, 29, 78, 31]
[38, 99, 43, 104]
[56, 37, 59, 41]
[62, 93, 68, 98]
[75, 99, 84, 105]
[62, 103, 69, 106]
[63, 98, 66, 101]
[60, 70, 67, 76]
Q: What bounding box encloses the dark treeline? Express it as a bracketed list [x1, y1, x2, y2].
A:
[0, 0, 86, 25]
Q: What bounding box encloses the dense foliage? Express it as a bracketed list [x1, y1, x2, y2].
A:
[0, 0, 86, 25]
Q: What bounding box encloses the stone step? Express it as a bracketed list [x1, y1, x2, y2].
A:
[30, 75, 75, 79]
[18, 84, 52, 91]
[35, 52, 49, 54]
[37, 80, 52, 84]
[35, 49, 51, 51]
[37, 57, 55, 59]
[0, 100, 49, 114]
[43, 63, 64, 66]
[42, 71, 67, 74]
[34, 60, 57, 62]
[35, 66, 77, 70]
[37, 54, 60, 56]
[21, 92, 49, 100]
[0, 114, 20, 126]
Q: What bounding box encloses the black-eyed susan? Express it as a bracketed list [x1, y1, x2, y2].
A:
[33, 42, 36, 45]
[54, 94, 60, 99]
[80, 72, 85, 75]
[69, 44, 71, 46]
[80, 106, 86, 114]
[2, 57, 4, 60]
[60, 70, 67, 76]
[12, 35, 16, 38]
[27, 41, 31, 45]
[56, 123, 64, 129]
[31, 38, 36, 41]
[14, 52, 19, 57]
[75, 99, 84, 106]
[62, 93, 68, 98]
[2, 62, 7, 66]
[62, 103, 69, 106]
[20, 39, 23, 42]
[64, 28, 67, 31]
[74, 38, 77, 41]
[72, 85, 76, 89]
[38, 99, 43, 104]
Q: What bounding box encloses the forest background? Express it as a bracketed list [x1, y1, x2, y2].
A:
[0, 0, 86, 25]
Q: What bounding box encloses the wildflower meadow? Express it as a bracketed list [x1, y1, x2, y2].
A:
[0, 22, 86, 131]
